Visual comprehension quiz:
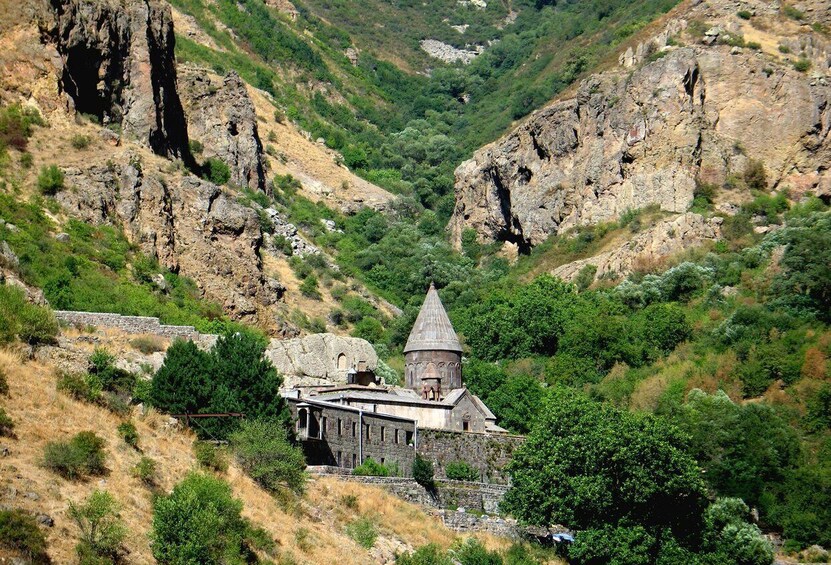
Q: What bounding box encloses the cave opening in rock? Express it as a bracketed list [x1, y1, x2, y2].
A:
[61, 44, 110, 123]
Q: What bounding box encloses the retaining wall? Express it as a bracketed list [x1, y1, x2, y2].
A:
[417, 429, 524, 484]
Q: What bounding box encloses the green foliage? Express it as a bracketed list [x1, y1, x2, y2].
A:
[299, 274, 321, 299]
[0, 367, 7, 396]
[194, 441, 229, 473]
[0, 103, 44, 153]
[351, 316, 385, 343]
[782, 4, 805, 20]
[345, 517, 378, 549]
[117, 421, 139, 449]
[202, 157, 231, 185]
[504, 389, 707, 550]
[0, 509, 49, 564]
[412, 455, 434, 488]
[70, 134, 91, 150]
[484, 374, 544, 435]
[132, 456, 158, 486]
[793, 58, 811, 72]
[737, 10, 752, 19]
[151, 472, 257, 564]
[444, 460, 479, 482]
[37, 164, 65, 195]
[150, 332, 288, 440]
[701, 498, 773, 565]
[229, 418, 307, 494]
[396, 544, 453, 565]
[69, 490, 127, 563]
[42, 431, 107, 479]
[0, 407, 13, 437]
[130, 336, 165, 354]
[0, 285, 58, 346]
[353, 457, 392, 477]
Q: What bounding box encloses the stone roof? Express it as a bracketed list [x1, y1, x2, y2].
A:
[403, 283, 463, 353]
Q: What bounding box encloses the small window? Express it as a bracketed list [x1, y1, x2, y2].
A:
[405, 430, 414, 445]
[352, 422, 357, 437]
[337, 451, 342, 466]
[321, 417, 327, 438]
[352, 453, 357, 468]
[394, 429, 399, 444]
[338, 418, 342, 436]
[463, 421, 470, 432]
[380, 426, 385, 442]
[365, 424, 371, 440]
[380, 457, 385, 465]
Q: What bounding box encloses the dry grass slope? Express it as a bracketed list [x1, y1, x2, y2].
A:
[0, 348, 510, 563]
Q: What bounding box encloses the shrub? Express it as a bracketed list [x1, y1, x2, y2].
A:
[117, 421, 139, 449]
[70, 134, 91, 150]
[42, 431, 106, 479]
[229, 418, 306, 494]
[37, 164, 65, 195]
[129, 335, 165, 354]
[132, 456, 157, 486]
[782, 4, 805, 20]
[353, 457, 391, 477]
[737, 10, 752, 19]
[412, 455, 434, 488]
[69, 490, 127, 562]
[57, 372, 101, 402]
[0, 103, 44, 152]
[0, 509, 49, 564]
[0, 367, 7, 395]
[778, 44, 791, 54]
[341, 494, 359, 510]
[445, 460, 479, 482]
[189, 139, 204, 154]
[17, 305, 58, 346]
[794, 58, 811, 73]
[299, 275, 321, 299]
[19, 152, 33, 168]
[345, 517, 377, 549]
[194, 441, 228, 472]
[151, 472, 254, 564]
[203, 157, 231, 185]
[743, 159, 767, 191]
[0, 408, 15, 437]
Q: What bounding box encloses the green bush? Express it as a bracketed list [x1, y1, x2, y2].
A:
[0, 103, 44, 152]
[151, 472, 256, 564]
[299, 275, 322, 299]
[737, 10, 752, 19]
[412, 455, 434, 488]
[794, 58, 811, 73]
[194, 441, 228, 473]
[70, 134, 91, 150]
[345, 517, 378, 549]
[0, 367, 7, 395]
[743, 159, 767, 191]
[37, 164, 65, 195]
[444, 460, 479, 482]
[229, 418, 307, 494]
[782, 4, 805, 20]
[42, 431, 107, 479]
[0, 509, 49, 564]
[132, 456, 158, 486]
[69, 490, 127, 563]
[57, 372, 101, 403]
[203, 157, 231, 185]
[0, 407, 15, 437]
[353, 457, 391, 477]
[117, 421, 139, 449]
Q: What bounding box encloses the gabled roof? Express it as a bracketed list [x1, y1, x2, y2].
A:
[403, 283, 463, 353]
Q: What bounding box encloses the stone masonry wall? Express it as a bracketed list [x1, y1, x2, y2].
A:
[55, 310, 207, 340]
[310, 472, 509, 514]
[417, 429, 524, 484]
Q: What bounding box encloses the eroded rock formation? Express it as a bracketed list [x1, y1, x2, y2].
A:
[266, 333, 378, 388]
[48, 0, 190, 160]
[58, 158, 284, 319]
[552, 213, 722, 283]
[451, 5, 831, 251]
[179, 68, 266, 191]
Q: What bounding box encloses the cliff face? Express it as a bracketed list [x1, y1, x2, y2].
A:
[48, 0, 190, 160]
[450, 1, 831, 250]
[179, 69, 267, 192]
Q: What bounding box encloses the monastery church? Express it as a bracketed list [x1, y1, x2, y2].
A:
[285, 284, 510, 478]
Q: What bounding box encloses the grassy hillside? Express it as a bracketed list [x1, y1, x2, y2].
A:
[0, 346, 524, 563]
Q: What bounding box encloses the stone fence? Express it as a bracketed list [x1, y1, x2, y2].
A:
[54, 310, 211, 341]
[309, 467, 509, 514]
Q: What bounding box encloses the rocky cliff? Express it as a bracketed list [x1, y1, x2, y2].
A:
[57, 157, 284, 319]
[48, 0, 190, 160]
[450, 0, 831, 251]
[179, 68, 267, 191]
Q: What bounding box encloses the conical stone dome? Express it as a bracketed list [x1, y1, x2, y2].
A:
[403, 283, 463, 353]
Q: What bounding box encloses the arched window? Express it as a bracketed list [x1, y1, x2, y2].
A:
[337, 353, 347, 370]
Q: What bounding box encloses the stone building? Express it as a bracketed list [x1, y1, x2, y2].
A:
[285, 284, 519, 482]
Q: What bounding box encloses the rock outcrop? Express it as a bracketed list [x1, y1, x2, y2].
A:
[451, 2, 831, 250]
[179, 69, 267, 191]
[48, 0, 190, 160]
[266, 333, 378, 388]
[57, 157, 284, 319]
[552, 213, 722, 283]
